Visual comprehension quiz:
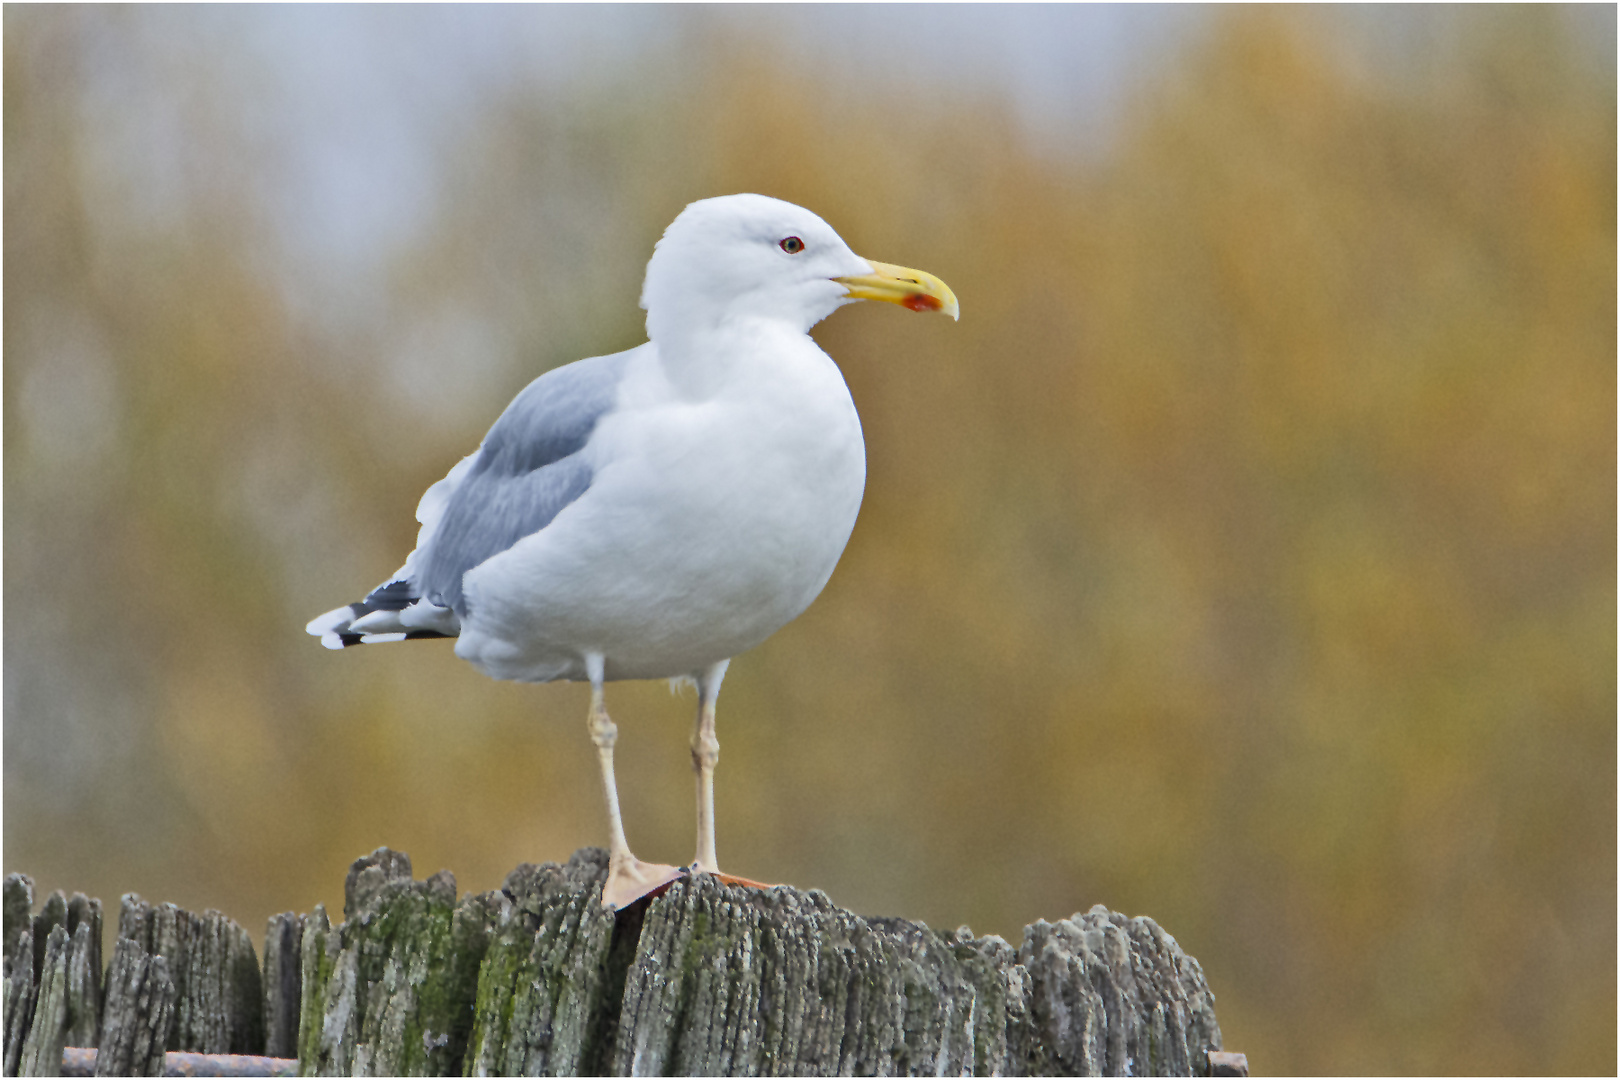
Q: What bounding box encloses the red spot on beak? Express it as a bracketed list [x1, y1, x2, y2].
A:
[902, 293, 942, 313]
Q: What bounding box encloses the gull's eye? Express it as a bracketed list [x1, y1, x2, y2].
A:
[779, 236, 805, 254]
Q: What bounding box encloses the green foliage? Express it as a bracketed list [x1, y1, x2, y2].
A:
[4, 6, 1613, 1074]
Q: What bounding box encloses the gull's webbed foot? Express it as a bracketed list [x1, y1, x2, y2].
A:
[694, 865, 777, 893]
[602, 853, 687, 910]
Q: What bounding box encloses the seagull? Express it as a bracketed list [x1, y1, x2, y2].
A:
[307, 194, 958, 909]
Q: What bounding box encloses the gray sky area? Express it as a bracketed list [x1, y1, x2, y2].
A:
[82, 6, 1205, 276]
[57, 4, 1615, 321]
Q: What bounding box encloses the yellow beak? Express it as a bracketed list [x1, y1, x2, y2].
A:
[834, 260, 960, 321]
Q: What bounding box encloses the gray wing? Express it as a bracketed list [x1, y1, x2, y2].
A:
[417, 348, 632, 615]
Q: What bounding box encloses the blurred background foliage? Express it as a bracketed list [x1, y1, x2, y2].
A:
[4, 5, 1614, 1074]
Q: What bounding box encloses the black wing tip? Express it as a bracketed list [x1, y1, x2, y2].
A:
[328, 629, 451, 648]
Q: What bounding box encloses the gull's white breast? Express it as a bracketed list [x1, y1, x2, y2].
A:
[455, 329, 866, 682]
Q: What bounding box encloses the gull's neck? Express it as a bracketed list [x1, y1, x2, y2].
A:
[653, 314, 811, 401]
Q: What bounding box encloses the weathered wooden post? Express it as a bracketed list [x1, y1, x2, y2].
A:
[2, 849, 1241, 1077]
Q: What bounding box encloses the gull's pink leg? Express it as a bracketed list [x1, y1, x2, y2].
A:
[586, 653, 685, 909]
[688, 661, 777, 893]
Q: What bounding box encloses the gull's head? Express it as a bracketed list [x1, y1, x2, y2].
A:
[642, 194, 959, 342]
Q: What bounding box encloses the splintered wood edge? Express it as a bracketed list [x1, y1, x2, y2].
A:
[65, 1046, 1248, 1078]
[1208, 1048, 1251, 1076]
[61, 1047, 298, 1078]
